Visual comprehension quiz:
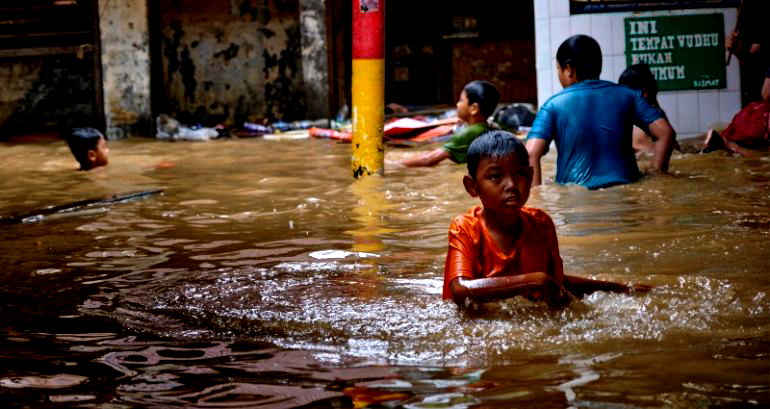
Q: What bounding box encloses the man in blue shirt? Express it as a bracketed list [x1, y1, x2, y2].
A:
[526, 35, 676, 189]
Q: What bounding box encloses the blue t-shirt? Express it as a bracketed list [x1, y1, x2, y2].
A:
[527, 80, 664, 189]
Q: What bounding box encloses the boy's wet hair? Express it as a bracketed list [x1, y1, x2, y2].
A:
[463, 80, 500, 118]
[618, 63, 660, 108]
[467, 130, 530, 178]
[64, 127, 103, 170]
[556, 34, 602, 80]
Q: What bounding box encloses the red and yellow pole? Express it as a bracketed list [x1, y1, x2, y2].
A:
[351, 0, 384, 178]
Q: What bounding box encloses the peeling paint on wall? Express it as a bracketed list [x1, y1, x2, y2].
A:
[0, 57, 100, 134]
[263, 23, 305, 120]
[159, 0, 305, 125]
[180, 46, 197, 102]
[99, 0, 152, 138]
[0, 0, 100, 135]
[0, 61, 44, 131]
[299, 0, 331, 118]
[213, 43, 240, 61]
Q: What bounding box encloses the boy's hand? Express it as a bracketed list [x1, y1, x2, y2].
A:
[541, 276, 571, 309]
[628, 283, 652, 294]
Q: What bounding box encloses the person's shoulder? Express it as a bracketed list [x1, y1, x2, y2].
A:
[521, 206, 556, 227]
[599, 80, 645, 100]
[469, 122, 491, 130]
[610, 81, 641, 95]
[544, 80, 616, 103]
[590, 81, 649, 107]
[580, 80, 636, 96]
[452, 205, 484, 228]
[541, 89, 567, 107]
[450, 206, 485, 237]
[520, 207, 558, 244]
[458, 122, 491, 136]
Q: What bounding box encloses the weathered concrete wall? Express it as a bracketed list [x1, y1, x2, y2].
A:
[159, 0, 305, 125]
[0, 56, 100, 134]
[99, 0, 152, 139]
[0, 1, 101, 135]
[299, 0, 330, 119]
[0, 61, 43, 131]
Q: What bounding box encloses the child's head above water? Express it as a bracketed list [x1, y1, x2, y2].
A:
[458, 80, 500, 123]
[64, 127, 109, 171]
[464, 130, 533, 213]
[556, 34, 602, 84]
[618, 63, 659, 107]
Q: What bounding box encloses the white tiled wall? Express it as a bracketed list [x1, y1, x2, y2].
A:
[534, 0, 741, 138]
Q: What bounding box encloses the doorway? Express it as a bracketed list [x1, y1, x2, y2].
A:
[0, 0, 103, 138]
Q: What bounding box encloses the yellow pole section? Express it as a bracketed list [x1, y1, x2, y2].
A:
[351, 58, 384, 178]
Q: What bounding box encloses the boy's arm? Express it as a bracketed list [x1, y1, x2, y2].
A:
[524, 104, 554, 187]
[400, 148, 450, 167]
[450, 273, 568, 308]
[526, 138, 548, 186]
[647, 118, 675, 173]
[563, 275, 650, 298]
[632, 92, 675, 173]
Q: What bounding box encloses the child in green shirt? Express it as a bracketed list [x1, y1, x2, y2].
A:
[400, 80, 499, 167]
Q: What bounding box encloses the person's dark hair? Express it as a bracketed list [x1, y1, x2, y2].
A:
[64, 127, 103, 170]
[618, 63, 660, 108]
[467, 130, 529, 178]
[463, 80, 500, 118]
[556, 34, 602, 80]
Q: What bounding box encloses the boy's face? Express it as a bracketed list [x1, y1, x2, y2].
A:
[557, 61, 578, 88]
[88, 135, 109, 169]
[463, 154, 533, 216]
[456, 91, 477, 122]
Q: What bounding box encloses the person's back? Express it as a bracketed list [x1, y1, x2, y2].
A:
[526, 34, 675, 190]
[534, 80, 654, 188]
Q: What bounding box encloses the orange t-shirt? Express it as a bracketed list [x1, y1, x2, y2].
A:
[442, 205, 564, 300]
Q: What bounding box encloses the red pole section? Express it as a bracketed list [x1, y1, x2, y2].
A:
[352, 0, 384, 59]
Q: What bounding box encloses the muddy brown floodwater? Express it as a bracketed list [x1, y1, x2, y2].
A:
[0, 137, 768, 408]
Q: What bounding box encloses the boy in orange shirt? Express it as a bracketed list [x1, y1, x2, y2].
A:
[443, 130, 650, 308]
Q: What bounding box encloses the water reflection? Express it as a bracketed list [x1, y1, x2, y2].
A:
[348, 175, 397, 252]
[0, 138, 768, 407]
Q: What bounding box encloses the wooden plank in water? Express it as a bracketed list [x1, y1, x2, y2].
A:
[0, 189, 164, 224]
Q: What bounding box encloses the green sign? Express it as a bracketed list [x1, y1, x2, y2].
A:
[572, 1, 739, 14]
[624, 14, 725, 91]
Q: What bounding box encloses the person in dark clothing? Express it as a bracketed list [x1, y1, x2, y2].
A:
[727, 0, 770, 105]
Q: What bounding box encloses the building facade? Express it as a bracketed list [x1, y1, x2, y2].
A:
[0, 0, 745, 140]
